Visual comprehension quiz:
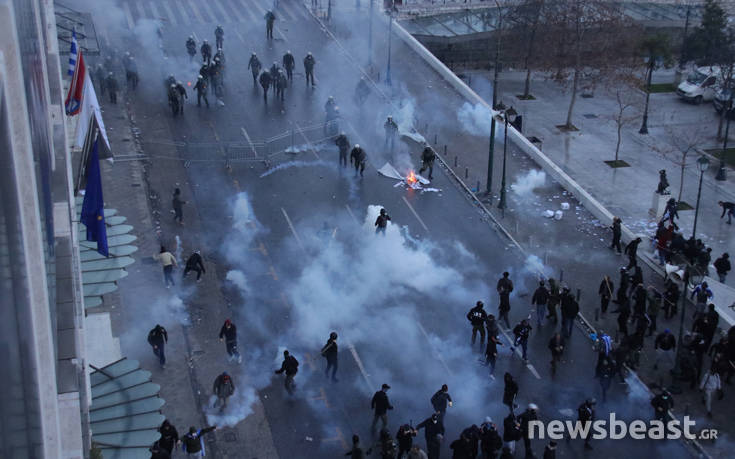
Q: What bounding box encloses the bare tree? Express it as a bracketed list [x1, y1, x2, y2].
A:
[603, 69, 643, 161]
[541, 0, 634, 130]
[507, 0, 545, 99]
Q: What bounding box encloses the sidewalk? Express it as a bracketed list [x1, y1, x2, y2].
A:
[90, 72, 279, 456]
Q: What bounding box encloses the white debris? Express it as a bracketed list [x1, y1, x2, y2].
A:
[543, 210, 555, 218]
[554, 210, 563, 220]
[561, 202, 570, 210]
[378, 162, 404, 181]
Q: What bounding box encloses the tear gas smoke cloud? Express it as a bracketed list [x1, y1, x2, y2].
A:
[511, 170, 547, 199]
[225, 270, 249, 296]
[457, 102, 494, 137]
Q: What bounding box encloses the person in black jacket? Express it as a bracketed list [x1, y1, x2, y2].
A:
[502, 413, 521, 455]
[371, 384, 393, 433]
[496, 272, 514, 328]
[532, 280, 549, 327]
[517, 403, 538, 458]
[502, 372, 519, 413]
[485, 334, 503, 377]
[275, 350, 299, 394]
[181, 426, 216, 455]
[147, 324, 168, 368]
[609, 217, 622, 253]
[543, 440, 557, 459]
[715, 253, 731, 283]
[157, 419, 179, 454]
[396, 424, 417, 459]
[282, 50, 295, 80]
[418, 143, 436, 180]
[430, 384, 452, 423]
[624, 237, 642, 269]
[577, 399, 595, 450]
[212, 371, 235, 410]
[320, 331, 339, 382]
[219, 319, 241, 363]
[512, 319, 532, 361]
[449, 432, 473, 459]
[416, 413, 444, 459]
[375, 208, 391, 234]
[183, 250, 205, 281]
[351, 144, 367, 177]
[467, 301, 488, 347]
[548, 332, 565, 375]
[560, 287, 579, 338]
[598, 275, 613, 314]
[480, 419, 502, 458]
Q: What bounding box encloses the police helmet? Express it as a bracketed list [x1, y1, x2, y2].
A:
[197, 75, 203, 79]
[528, 403, 538, 411]
[308, 51, 312, 56]
[387, 115, 392, 120]
[252, 52, 257, 56]
[189, 35, 194, 40]
[170, 84, 176, 88]
[177, 81, 182, 85]
[169, 73, 174, 79]
[340, 131, 346, 136]
[108, 72, 113, 76]
[354, 144, 360, 149]
[328, 95, 334, 100]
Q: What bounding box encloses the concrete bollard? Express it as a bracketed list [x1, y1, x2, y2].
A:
[465, 167, 469, 179]
[434, 133, 438, 144]
[454, 156, 458, 167]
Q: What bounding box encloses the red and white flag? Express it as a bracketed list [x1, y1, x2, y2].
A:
[73, 70, 110, 151]
[65, 49, 85, 115]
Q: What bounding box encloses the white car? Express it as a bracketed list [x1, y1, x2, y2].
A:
[677, 67, 720, 104]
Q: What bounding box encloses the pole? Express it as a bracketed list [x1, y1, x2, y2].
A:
[639, 63, 652, 134]
[679, 6, 690, 71]
[386, 9, 393, 86]
[498, 115, 508, 216]
[692, 169, 705, 239]
[368, 0, 373, 66]
[486, 118, 496, 195]
[716, 96, 732, 181]
[669, 270, 689, 394]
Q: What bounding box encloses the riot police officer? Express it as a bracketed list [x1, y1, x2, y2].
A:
[259, 71, 272, 103]
[186, 35, 196, 60]
[215, 25, 224, 49]
[200, 39, 212, 64]
[276, 70, 287, 102]
[304, 52, 316, 87]
[265, 10, 276, 39]
[175, 81, 187, 114]
[105, 72, 118, 104]
[282, 50, 295, 80]
[248, 53, 261, 86]
[335, 132, 350, 167]
[350, 144, 366, 177]
[384, 116, 398, 153]
[194, 75, 209, 107]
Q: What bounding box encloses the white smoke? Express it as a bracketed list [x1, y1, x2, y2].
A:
[511, 169, 546, 198]
[457, 102, 493, 136]
[225, 270, 249, 296]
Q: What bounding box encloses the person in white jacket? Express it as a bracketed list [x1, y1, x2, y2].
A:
[700, 367, 721, 417]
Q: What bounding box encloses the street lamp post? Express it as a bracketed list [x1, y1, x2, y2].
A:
[485, 2, 503, 196]
[386, 7, 393, 86]
[691, 155, 710, 239]
[639, 61, 653, 134]
[497, 106, 517, 217]
[368, 0, 373, 66]
[716, 95, 733, 181]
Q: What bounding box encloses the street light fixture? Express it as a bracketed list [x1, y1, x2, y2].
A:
[669, 263, 705, 394]
[385, 1, 393, 86]
[497, 106, 518, 217]
[691, 155, 710, 239]
[716, 94, 733, 181]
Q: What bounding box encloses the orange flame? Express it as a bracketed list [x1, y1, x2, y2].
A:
[187, 81, 192, 86]
[406, 170, 418, 185]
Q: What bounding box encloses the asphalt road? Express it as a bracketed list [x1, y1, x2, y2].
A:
[107, 0, 700, 457]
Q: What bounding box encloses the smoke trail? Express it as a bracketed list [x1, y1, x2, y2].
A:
[457, 102, 493, 136]
[259, 159, 334, 178]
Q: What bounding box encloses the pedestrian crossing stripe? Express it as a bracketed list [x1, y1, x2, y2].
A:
[122, 0, 308, 28]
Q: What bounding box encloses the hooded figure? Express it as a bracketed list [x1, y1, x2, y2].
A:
[416, 413, 444, 459]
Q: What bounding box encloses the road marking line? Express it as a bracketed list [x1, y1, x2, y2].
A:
[345, 204, 359, 224]
[348, 343, 372, 389]
[280, 207, 306, 252]
[496, 325, 542, 380]
[198, 0, 220, 24]
[234, 0, 257, 22]
[401, 196, 429, 233]
[241, 127, 258, 157]
[192, 31, 199, 42]
[121, 1, 136, 29]
[416, 322, 451, 375]
[293, 122, 321, 160]
[210, 0, 232, 24]
[147, 1, 164, 22]
[232, 27, 246, 45]
[159, 1, 181, 26]
[185, 0, 207, 24]
[269, 265, 279, 281]
[304, 352, 317, 371]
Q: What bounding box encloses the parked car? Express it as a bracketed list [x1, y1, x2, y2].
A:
[713, 88, 735, 118]
[676, 67, 720, 104]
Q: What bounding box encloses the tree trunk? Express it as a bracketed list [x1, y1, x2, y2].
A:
[717, 101, 726, 140]
[523, 68, 532, 99]
[615, 122, 622, 161]
[522, 1, 542, 99]
[565, 66, 580, 129]
[678, 158, 687, 202]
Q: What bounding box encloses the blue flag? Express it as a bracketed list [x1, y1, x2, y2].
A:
[80, 138, 109, 257]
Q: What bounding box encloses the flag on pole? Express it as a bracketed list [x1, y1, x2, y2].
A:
[68, 28, 78, 76]
[73, 66, 110, 150]
[65, 49, 85, 116]
[80, 138, 109, 257]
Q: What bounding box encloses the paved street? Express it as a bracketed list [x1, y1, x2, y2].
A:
[74, 0, 733, 457]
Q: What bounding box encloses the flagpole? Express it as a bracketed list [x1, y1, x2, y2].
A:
[74, 114, 97, 195]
